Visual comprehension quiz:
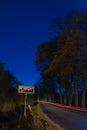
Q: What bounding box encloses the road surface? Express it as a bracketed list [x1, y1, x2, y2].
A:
[40, 102, 87, 130]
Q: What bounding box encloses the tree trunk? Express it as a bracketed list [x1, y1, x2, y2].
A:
[82, 90, 86, 108]
[51, 94, 54, 102]
[75, 90, 78, 107]
[59, 93, 63, 104]
[64, 92, 67, 105]
[44, 94, 48, 101]
[69, 91, 72, 106]
[74, 78, 78, 107]
[82, 78, 86, 108]
[49, 94, 54, 102]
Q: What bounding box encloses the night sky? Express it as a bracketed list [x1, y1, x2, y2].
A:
[0, 0, 87, 85]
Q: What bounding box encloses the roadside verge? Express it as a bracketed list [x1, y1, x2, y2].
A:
[32, 103, 65, 130]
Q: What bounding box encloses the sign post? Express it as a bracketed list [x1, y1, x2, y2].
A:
[24, 93, 27, 117]
[18, 85, 35, 117]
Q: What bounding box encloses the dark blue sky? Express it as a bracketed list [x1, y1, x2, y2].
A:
[0, 0, 87, 85]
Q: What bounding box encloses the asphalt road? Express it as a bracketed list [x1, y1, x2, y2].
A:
[40, 103, 87, 130]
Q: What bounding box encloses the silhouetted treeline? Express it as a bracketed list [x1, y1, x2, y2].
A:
[0, 62, 23, 111]
[35, 11, 87, 108]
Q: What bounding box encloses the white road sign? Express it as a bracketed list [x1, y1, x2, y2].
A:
[18, 85, 35, 94]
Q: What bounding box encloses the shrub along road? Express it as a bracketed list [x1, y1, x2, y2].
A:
[40, 102, 87, 130]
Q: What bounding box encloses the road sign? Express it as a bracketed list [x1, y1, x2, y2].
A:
[18, 85, 35, 94]
[18, 85, 35, 117]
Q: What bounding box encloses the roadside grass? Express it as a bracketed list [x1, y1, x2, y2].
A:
[31, 102, 60, 130]
[0, 101, 60, 130]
